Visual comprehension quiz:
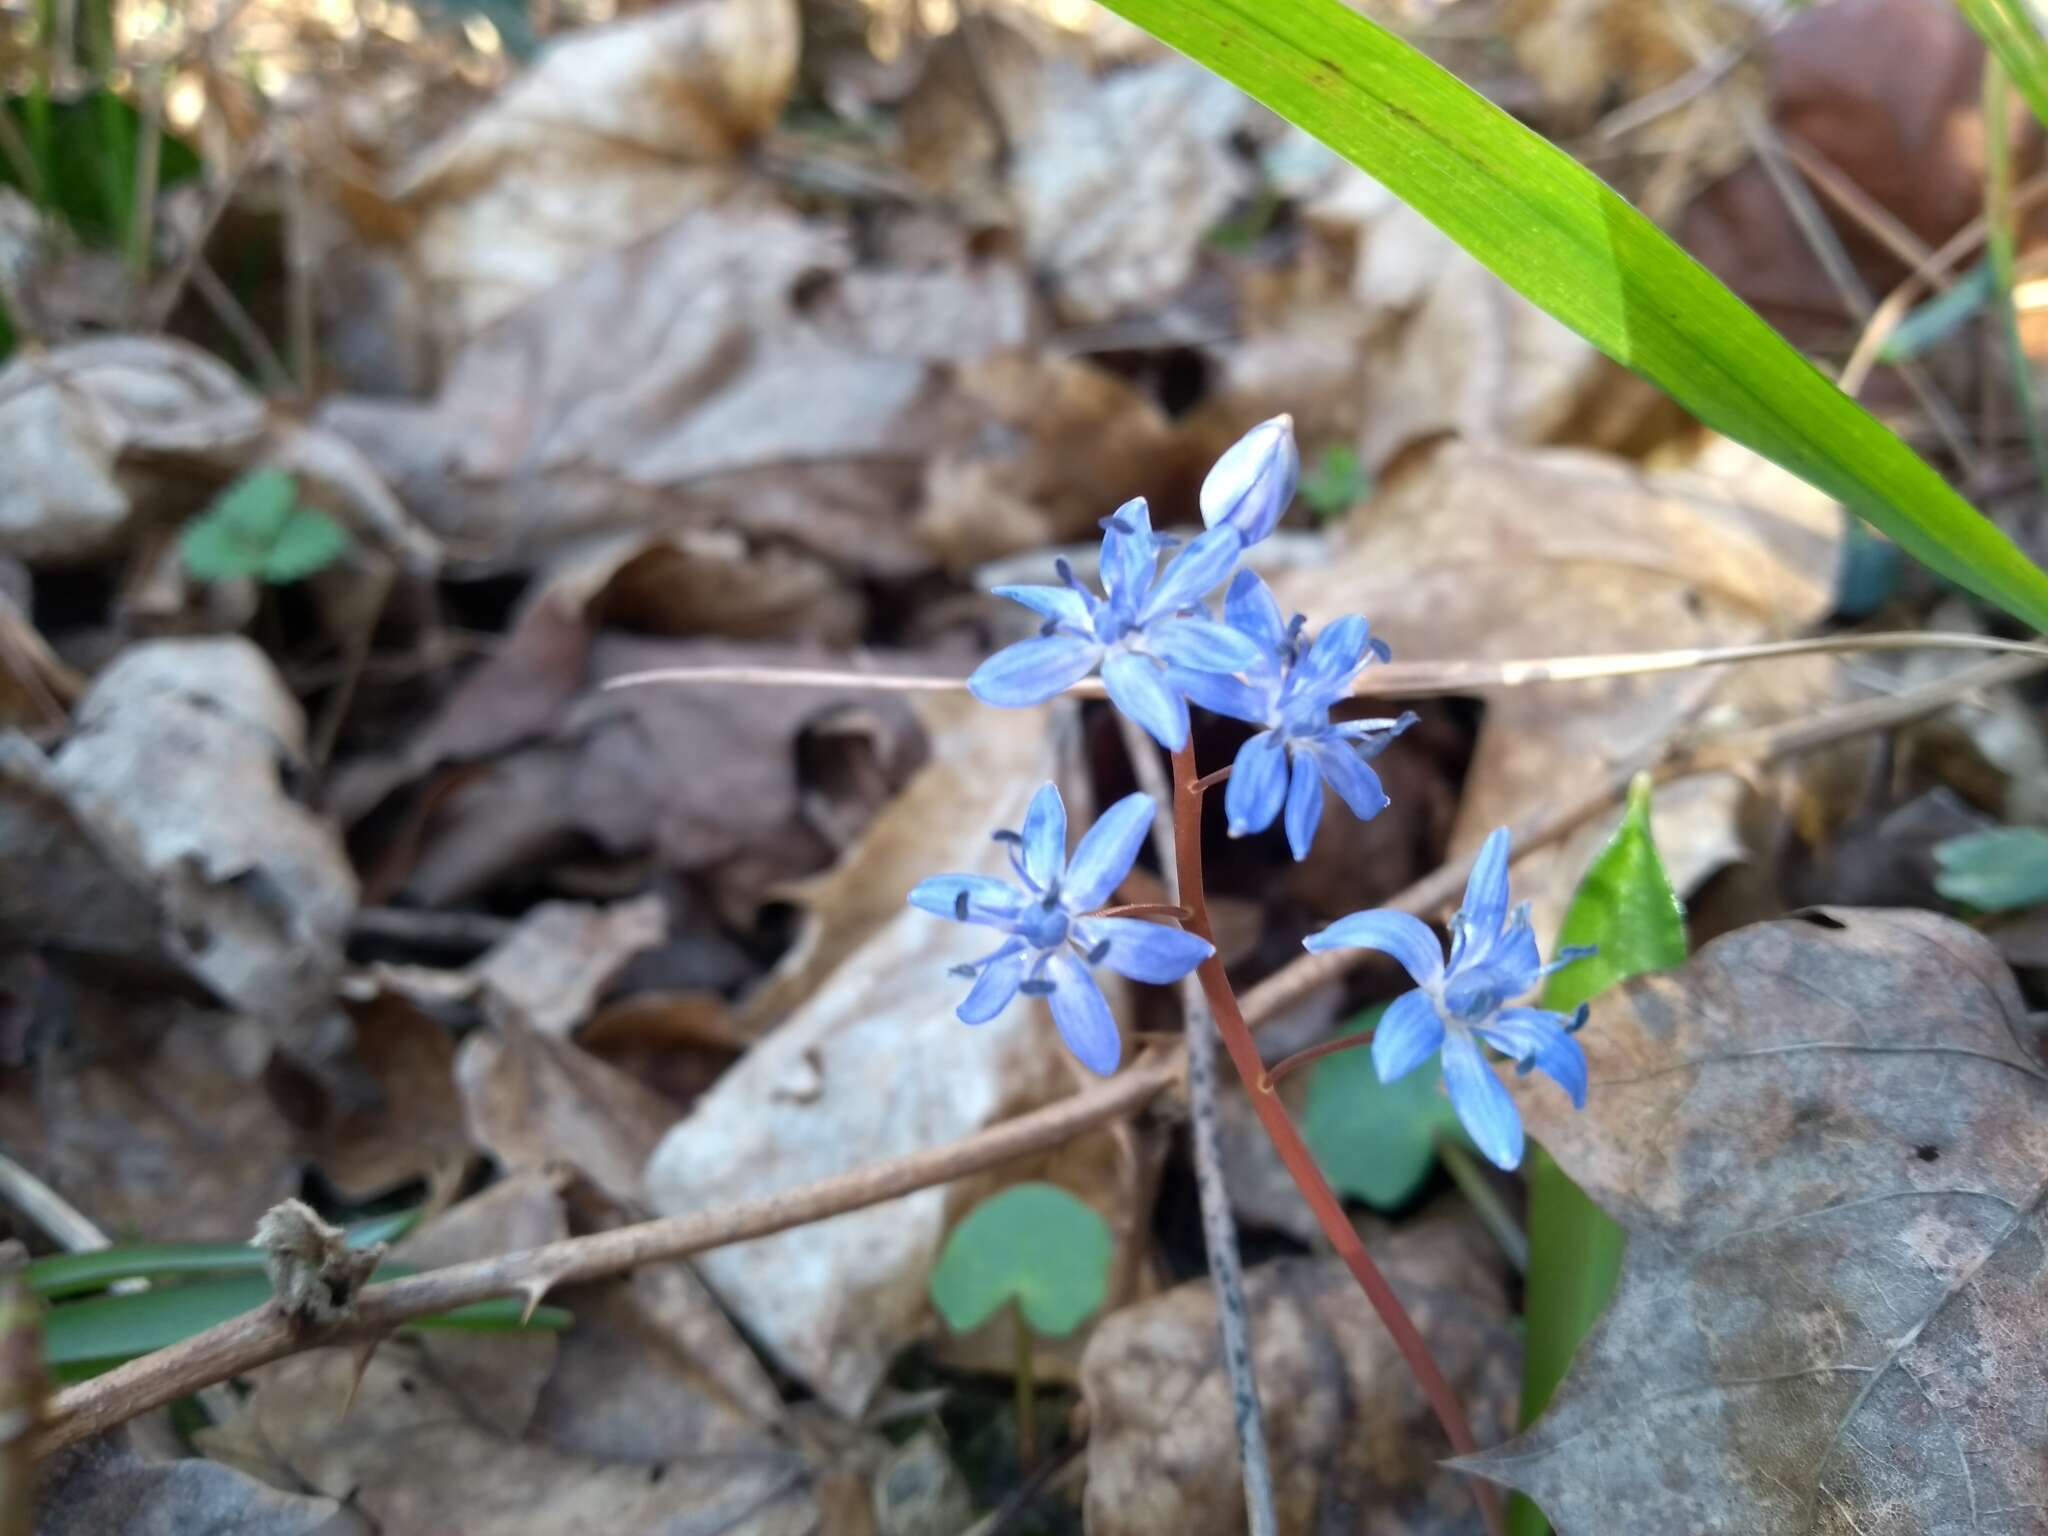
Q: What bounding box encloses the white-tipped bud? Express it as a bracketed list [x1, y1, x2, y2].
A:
[1199, 414, 1299, 546]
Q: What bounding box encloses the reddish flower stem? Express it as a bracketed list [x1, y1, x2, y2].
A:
[1169, 745, 1503, 1536]
[1257, 1028, 1377, 1092]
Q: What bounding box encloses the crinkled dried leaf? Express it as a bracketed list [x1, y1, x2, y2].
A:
[0, 338, 264, 565]
[1009, 61, 1252, 323]
[302, 994, 471, 1207]
[457, 999, 677, 1205]
[468, 895, 669, 1038]
[46, 638, 356, 1034]
[1082, 1222, 1519, 1536]
[36, 1437, 347, 1536]
[320, 202, 955, 574]
[645, 695, 1142, 1414]
[1464, 909, 2048, 1533]
[0, 1011, 296, 1240]
[392, 0, 801, 343]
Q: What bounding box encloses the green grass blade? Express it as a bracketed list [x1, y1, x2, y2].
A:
[1511, 777, 1689, 1536]
[26, 1210, 421, 1301]
[1982, 56, 2048, 491]
[46, 1270, 569, 1378]
[1957, 0, 2048, 131]
[1094, 0, 2048, 632]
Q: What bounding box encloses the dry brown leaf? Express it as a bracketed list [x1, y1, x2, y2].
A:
[203, 1173, 860, 1536]
[644, 694, 1149, 1414]
[300, 993, 471, 1209]
[1274, 439, 1842, 939]
[36, 1436, 350, 1536]
[1293, 162, 1658, 473]
[0, 337, 435, 575]
[1010, 61, 1253, 323]
[320, 201, 958, 575]
[389, 1175, 567, 1439]
[469, 895, 669, 1038]
[392, 0, 801, 346]
[1467, 909, 2048, 1534]
[457, 999, 677, 1204]
[0, 1010, 296, 1240]
[0, 338, 262, 565]
[337, 621, 929, 919]
[1082, 1221, 1519, 1536]
[47, 638, 357, 1035]
[1680, 0, 2006, 342]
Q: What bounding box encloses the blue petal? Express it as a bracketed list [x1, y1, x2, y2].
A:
[1459, 828, 1513, 947]
[1440, 1030, 1524, 1170]
[1073, 916, 1212, 983]
[1282, 750, 1323, 861]
[1098, 497, 1158, 609]
[1293, 615, 1370, 701]
[958, 949, 1028, 1023]
[1061, 791, 1156, 910]
[1304, 737, 1389, 821]
[1372, 989, 1446, 1082]
[1223, 570, 1290, 655]
[1224, 731, 1287, 837]
[1303, 909, 1445, 986]
[1020, 782, 1067, 891]
[1475, 1007, 1588, 1109]
[1481, 910, 1544, 994]
[909, 874, 1025, 926]
[1138, 525, 1243, 623]
[1170, 665, 1271, 726]
[1331, 712, 1417, 755]
[1103, 650, 1191, 751]
[968, 634, 1101, 707]
[1046, 952, 1121, 1074]
[1199, 415, 1298, 545]
[1146, 616, 1264, 673]
[994, 584, 1096, 633]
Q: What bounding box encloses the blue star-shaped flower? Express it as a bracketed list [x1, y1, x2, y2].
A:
[967, 499, 1259, 750]
[1302, 827, 1593, 1169]
[908, 784, 1213, 1074]
[1181, 571, 1415, 860]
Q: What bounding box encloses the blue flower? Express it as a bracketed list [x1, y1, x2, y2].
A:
[1200, 415, 1299, 546]
[1302, 827, 1593, 1170]
[1180, 571, 1415, 860]
[968, 498, 1260, 750]
[907, 784, 1214, 1075]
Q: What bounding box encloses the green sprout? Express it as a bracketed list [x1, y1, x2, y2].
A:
[1298, 444, 1371, 522]
[928, 1183, 1112, 1467]
[181, 470, 351, 585]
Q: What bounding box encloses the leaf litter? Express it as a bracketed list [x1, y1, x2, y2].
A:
[8, 0, 2048, 1530]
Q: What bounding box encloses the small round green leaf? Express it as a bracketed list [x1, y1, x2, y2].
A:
[928, 1183, 1112, 1338]
[1934, 826, 2048, 913]
[261, 508, 352, 583]
[1302, 1004, 1459, 1211]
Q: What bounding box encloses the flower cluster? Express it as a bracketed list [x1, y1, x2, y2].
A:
[967, 416, 1406, 861]
[914, 417, 1592, 1157]
[1304, 828, 1591, 1169]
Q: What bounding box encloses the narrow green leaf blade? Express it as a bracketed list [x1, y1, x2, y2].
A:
[1512, 777, 1688, 1536]
[1302, 1004, 1459, 1210]
[929, 1183, 1113, 1338]
[1093, 0, 2048, 632]
[27, 1210, 419, 1300]
[1957, 0, 2048, 133]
